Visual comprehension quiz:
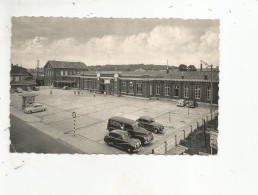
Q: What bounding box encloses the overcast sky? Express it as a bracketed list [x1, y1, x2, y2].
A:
[11, 17, 219, 69]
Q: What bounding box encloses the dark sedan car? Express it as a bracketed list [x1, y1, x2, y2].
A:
[186, 100, 198, 108]
[104, 130, 142, 153]
[136, 116, 164, 134]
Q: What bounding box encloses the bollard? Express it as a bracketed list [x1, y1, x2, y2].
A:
[165, 141, 167, 154]
[190, 125, 192, 133]
[152, 149, 155, 154]
[196, 122, 199, 130]
[74, 90, 76, 95]
[183, 130, 185, 140]
[50, 89, 52, 95]
[175, 135, 177, 146]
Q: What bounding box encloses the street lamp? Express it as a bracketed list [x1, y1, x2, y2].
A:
[200, 60, 213, 119]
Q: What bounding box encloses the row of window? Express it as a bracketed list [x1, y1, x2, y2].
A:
[83, 80, 97, 90]
[45, 70, 88, 77]
[45, 70, 53, 76]
[11, 76, 26, 82]
[121, 82, 212, 100]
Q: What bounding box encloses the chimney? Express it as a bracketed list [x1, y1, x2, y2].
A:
[166, 59, 169, 74]
[200, 63, 203, 71]
[37, 60, 39, 77]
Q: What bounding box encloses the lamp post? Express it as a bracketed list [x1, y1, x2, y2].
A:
[200, 60, 213, 119]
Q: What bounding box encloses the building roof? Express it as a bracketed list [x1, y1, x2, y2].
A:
[11, 65, 33, 77]
[46, 60, 88, 69]
[120, 70, 219, 82]
[164, 71, 219, 82]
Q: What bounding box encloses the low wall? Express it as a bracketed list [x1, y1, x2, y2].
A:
[152, 110, 218, 155]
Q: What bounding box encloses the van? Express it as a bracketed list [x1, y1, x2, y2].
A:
[107, 116, 154, 145]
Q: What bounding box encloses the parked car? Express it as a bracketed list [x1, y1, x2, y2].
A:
[16, 87, 24, 93]
[24, 103, 47, 114]
[136, 116, 164, 134]
[26, 87, 32, 92]
[33, 86, 39, 91]
[62, 86, 69, 90]
[177, 99, 186, 107]
[186, 100, 198, 108]
[10, 89, 15, 93]
[104, 130, 142, 153]
[107, 116, 154, 145]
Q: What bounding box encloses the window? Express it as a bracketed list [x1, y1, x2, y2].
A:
[174, 85, 179, 97]
[93, 81, 97, 89]
[65, 71, 68, 75]
[61, 71, 63, 75]
[150, 84, 153, 95]
[15, 76, 19, 81]
[195, 86, 201, 99]
[184, 86, 189, 98]
[156, 84, 160, 95]
[206, 87, 211, 100]
[84, 80, 88, 89]
[121, 82, 126, 91]
[89, 80, 93, 89]
[165, 84, 170, 96]
[129, 82, 134, 94]
[136, 83, 142, 94]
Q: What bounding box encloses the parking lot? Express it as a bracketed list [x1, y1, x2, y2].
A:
[10, 88, 217, 154]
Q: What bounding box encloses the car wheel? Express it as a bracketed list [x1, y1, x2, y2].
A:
[154, 128, 159, 134]
[127, 148, 132, 153]
[28, 110, 32, 114]
[107, 141, 113, 146]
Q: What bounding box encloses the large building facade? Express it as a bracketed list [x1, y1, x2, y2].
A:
[44, 60, 88, 87]
[59, 70, 219, 104]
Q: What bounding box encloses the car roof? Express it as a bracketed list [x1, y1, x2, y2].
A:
[138, 116, 153, 120]
[34, 103, 42, 106]
[109, 116, 136, 125]
[110, 130, 129, 136]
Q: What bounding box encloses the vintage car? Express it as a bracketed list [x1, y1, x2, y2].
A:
[62, 86, 69, 90]
[104, 130, 142, 153]
[26, 87, 32, 92]
[15, 87, 24, 93]
[136, 116, 164, 134]
[107, 116, 154, 145]
[177, 99, 186, 107]
[186, 100, 198, 108]
[24, 103, 47, 114]
[33, 86, 39, 91]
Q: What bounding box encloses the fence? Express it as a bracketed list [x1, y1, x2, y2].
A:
[152, 110, 218, 154]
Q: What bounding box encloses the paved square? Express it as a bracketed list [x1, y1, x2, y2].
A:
[10, 88, 217, 154]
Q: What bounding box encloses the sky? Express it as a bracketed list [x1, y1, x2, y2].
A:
[11, 17, 220, 69]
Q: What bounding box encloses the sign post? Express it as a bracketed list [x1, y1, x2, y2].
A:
[72, 112, 77, 136]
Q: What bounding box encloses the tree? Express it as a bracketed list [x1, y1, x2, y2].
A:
[188, 65, 197, 71]
[179, 64, 188, 71]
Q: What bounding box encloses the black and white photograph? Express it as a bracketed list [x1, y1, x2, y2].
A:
[10, 17, 219, 155]
[2, 1, 258, 194]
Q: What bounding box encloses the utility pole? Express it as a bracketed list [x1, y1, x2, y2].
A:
[166, 59, 169, 74]
[37, 60, 39, 78]
[200, 60, 213, 119]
